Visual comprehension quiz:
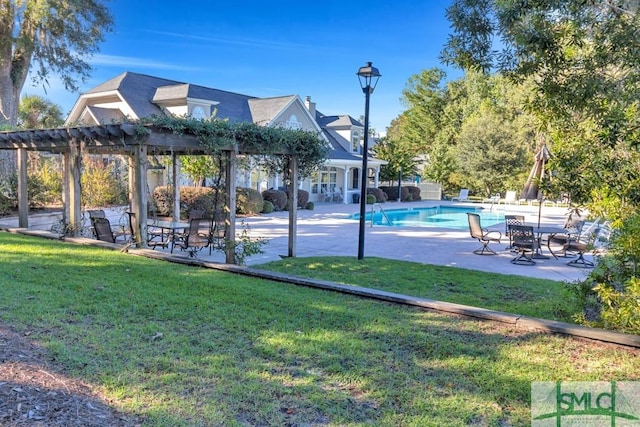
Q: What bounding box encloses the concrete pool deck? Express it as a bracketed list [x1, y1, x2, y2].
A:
[2, 200, 594, 283]
[223, 200, 592, 283]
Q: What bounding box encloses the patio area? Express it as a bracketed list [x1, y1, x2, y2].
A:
[237, 200, 592, 282]
[1, 200, 593, 283]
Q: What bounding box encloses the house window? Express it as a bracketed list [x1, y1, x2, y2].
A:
[285, 114, 301, 130]
[351, 130, 361, 153]
[311, 167, 337, 194]
[352, 168, 359, 189]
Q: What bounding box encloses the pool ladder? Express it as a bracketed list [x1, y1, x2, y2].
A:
[370, 203, 392, 227]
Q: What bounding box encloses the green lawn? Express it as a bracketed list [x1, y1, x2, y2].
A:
[0, 232, 637, 426]
[256, 257, 578, 321]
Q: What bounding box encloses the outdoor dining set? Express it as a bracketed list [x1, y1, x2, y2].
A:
[87, 209, 225, 258]
[466, 212, 610, 268]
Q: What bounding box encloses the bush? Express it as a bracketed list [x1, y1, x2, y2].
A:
[262, 200, 274, 213]
[297, 189, 309, 209]
[366, 194, 376, 204]
[152, 186, 225, 219]
[81, 159, 128, 208]
[367, 187, 387, 203]
[0, 192, 11, 215]
[379, 185, 421, 202]
[306, 201, 314, 210]
[406, 186, 421, 201]
[236, 187, 263, 215]
[262, 189, 287, 211]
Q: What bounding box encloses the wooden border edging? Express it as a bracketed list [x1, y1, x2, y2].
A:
[5, 228, 640, 348]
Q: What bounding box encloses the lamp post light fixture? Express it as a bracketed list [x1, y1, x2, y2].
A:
[356, 61, 381, 260]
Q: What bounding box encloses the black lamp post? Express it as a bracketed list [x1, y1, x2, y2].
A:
[356, 61, 381, 260]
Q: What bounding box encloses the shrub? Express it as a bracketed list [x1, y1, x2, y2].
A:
[81, 159, 128, 208]
[262, 189, 287, 211]
[379, 186, 420, 202]
[306, 201, 314, 210]
[406, 186, 421, 201]
[366, 194, 376, 204]
[297, 189, 309, 209]
[0, 192, 11, 215]
[367, 187, 387, 203]
[237, 187, 263, 215]
[262, 200, 274, 213]
[152, 186, 225, 219]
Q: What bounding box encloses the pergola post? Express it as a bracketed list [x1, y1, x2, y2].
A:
[17, 148, 28, 228]
[287, 156, 298, 257]
[225, 147, 237, 264]
[66, 141, 82, 236]
[131, 144, 149, 247]
[172, 152, 180, 221]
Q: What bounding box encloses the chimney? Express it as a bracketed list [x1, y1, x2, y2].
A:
[305, 96, 316, 119]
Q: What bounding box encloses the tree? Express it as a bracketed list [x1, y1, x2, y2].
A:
[442, 0, 640, 148]
[18, 94, 64, 128]
[372, 136, 418, 184]
[0, 0, 113, 126]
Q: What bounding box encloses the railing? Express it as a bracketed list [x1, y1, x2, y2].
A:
[370, 203, 392, 227]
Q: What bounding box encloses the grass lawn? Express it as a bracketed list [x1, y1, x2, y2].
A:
[256, 257, 579, 321]
[0, 232, 638, 426]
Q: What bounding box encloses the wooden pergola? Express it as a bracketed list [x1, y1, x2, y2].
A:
[0, 123, 300, 263]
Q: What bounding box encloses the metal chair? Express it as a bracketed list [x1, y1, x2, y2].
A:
[509, 225, 539, 265]
[91, 217, 128, 244]
[127, 212, 169, 249]
[564, 221, 603, 268]
[174, 218, 210, 257]
[466, 213, 502, 255]
[548, 218, 586, 258]
[504, 214, 525, 249]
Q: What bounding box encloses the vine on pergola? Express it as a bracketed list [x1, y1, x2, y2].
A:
[135, 115, 329, 178]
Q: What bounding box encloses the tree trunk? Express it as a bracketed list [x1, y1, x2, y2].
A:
[0, 73, 19, 126]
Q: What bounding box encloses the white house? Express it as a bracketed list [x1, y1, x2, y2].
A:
[65, 72, 387, 203]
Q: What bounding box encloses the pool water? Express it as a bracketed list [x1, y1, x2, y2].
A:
[351, 206, 505, 229]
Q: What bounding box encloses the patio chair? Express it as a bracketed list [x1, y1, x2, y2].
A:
[126, 212, 169, 250]
[451, 188, 469, 202]
[91, 217, 128, 244]
[563, 220, 603, 268]
[499, 190, 518, 205]
[466, 213, 502, 255]
[504, 214, 525, 249]
[87, 209, 128, 240]
[509, 225, 539, 265]
[332, 187, 344, 202]
[547, 218, 587, 258]
[174, 218, 210, 257]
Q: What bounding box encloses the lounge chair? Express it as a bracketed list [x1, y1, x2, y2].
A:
[466, 213, 502, 255]
[451, 189, 469, 202]
[510, 225, 539, 265]
[499, 190, 518, 205]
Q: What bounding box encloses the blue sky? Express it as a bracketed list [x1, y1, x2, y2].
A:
[27, 0, 461, 134]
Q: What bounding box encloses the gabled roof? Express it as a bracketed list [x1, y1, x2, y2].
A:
[317, 113, 363, 128]
[73, 72, 256, 123]
[248, 96, 297, 126]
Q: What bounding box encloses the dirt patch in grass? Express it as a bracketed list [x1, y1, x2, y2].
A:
[0, 325, 142, 426]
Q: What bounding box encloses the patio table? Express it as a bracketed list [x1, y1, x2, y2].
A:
[532, 226, 566, 259]
[147, 219, 189, 252]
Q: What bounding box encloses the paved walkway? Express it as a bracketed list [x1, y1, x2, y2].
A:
[175, 200, 592, 283]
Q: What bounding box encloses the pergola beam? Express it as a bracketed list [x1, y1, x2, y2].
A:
[0, 123, 300, 264]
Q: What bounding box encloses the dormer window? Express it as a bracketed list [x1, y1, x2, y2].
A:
[285, 114, 301, 130]
[351, 129, 361, 153]
[191, 105, 207, 119]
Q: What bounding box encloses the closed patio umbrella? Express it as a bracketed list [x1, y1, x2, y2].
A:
[521, 145, 552, 227]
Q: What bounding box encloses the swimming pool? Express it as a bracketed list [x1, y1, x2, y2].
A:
[351, 206, 505, 229]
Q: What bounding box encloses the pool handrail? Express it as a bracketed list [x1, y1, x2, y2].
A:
[370, 203, 392, 227]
